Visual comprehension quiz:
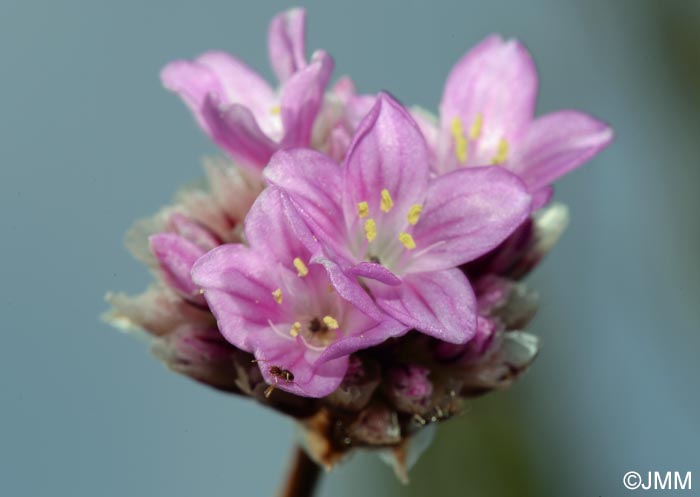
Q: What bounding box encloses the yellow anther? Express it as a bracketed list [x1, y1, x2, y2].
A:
[407, 204, 423, 225]
[380, 189, 394, 213]
[290, 321, 301, 337]
[293, 257, 309, 277]
[357, 201, 369, 218]
[272, 288, 283, 304]
[322, 316, 339, 330]
[270, 105, 281, 115]
[469, 113, 483, 140]
[364, 218, 377, 242]
[450, 117, 468, 163]
[399, 232, 416, 250]
[491, 138, 509, 165]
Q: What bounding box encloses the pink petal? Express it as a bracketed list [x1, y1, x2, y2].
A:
[167, 213, 221, 252]
[244, 187, 321, 263]
[264, 149, 349, 259]
[255, 342, 348, 398]
[195, 51, 276, 127]
[439, 35, 537, 147]
[410, 166, 531, 272]
[369, 268, 477, 344]
[348, 262, 401, 286]
[318, 311, 409, 362]
[191, 244, 286, 352]
[513, 110, 614, 191]
[160, 60, 223, 133]
[149, 233, 206, 304]
[531, 186, 554, 210]
[267, 8, 307, 82]
[343, 92, 430, 221]
[200, 96, 277, 169]
[280, 50, 334, 148]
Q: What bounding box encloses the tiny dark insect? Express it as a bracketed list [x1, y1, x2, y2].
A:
[264, 364, 295, 398]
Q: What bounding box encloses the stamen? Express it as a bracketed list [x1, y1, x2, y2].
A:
[380, 189, 394, 213]
[469, 113, 483, 140]
[293, 257, 309, 277]
[270, 105, 281, 115]
[357, 201, 369, 218]
[272, 288, 283, 304]
[399, 232, 416, 250]
[407, 204, 423, 225]
[322, 316, 339, 330]
[290, 321, 301, 337]
[364, 218, 377, 242]
[491, 138, 509, 164]
[450, 117, 468, 163]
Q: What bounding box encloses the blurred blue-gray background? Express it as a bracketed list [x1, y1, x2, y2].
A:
[2, 0, 699, 495]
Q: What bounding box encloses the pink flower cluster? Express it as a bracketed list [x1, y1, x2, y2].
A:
[106, 7, 611, 470]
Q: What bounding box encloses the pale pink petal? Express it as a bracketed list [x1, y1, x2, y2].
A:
[342, 93, 430, 222]
[167, 213, 221, 252]
[196, 51, 276, 125]
[280, 50, 334, 148]
[149, 233, 206, 304]
[201, 96, 277, 169]
[264, 149, 349, 259]
[512, 110, 614, 191]
[244, 187, 322, 263]
[439, 35, 537, 146]
[268, 8, 307, 82]
[369, 268, 477, 344]
[255, 341, 348, 398]
[191, 244, 286, 352]
[160, 60, 223, 133]
[410, 166, 531, 272]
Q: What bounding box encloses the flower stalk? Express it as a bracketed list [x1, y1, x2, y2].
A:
[279, 446, 322, 497]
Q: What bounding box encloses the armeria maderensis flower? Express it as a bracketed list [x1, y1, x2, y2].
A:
[265, 93, 532, 343]
[190, 187, 408, 397]
[413, 34, 613, 208]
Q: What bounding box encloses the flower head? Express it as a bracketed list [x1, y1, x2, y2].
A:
[266, 93, 531, 343]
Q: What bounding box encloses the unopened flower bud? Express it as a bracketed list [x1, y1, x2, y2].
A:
[386, 364, 433, 414]
[326, 355, 380, 411]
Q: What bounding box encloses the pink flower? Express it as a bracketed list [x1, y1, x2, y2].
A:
[191, 187, 408, 398]
[265, 93, 532, 345]
[161, 8, 333, 172]
[414, 35, 613, 208]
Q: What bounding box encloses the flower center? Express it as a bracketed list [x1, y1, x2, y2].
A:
[450, 113, 509, 165]
[354, 187, 422, 272]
